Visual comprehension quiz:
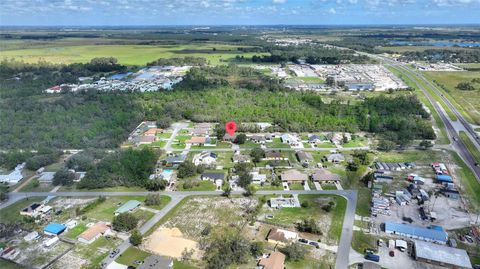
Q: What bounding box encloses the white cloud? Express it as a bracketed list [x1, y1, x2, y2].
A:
[272, 0, 287, 4]
[328, 7, 336, 13]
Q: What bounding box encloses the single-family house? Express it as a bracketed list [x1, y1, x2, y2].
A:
[144, 128, 163, 136]
[250, 171, 267, 184]
[78, 222, 111, 244]
[280, 134, 300, 146]
[114, 200, 141, 216]
[193, 151, 217, 166]
[280, 169, 308, 184]
[258, 251, 286, 269]
[165, 154, 186, 165]
[201, 172, 225, 182]
[311, 169, 341, 183]
[20, 202, 44, 217]
[38, 172, 56, 182]
[250, 135, 266, 144]
[324, 153, 345, 163]
[223, 133, 237, 142]
[192, 127, 210, 136]
[186, 136, 208, 145]
[308, 134, 323, 144]
[0, 163, 25, 184]
[295, 151, 312, 164]
[23, 231, 39, 242]
[263, 150, 284, 161]
[266, 228, 298, 246]
[65, 220, 78, 229]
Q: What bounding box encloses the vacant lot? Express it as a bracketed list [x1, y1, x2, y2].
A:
[260, 194, 347, 244]
[0, 43, 264, 66]
[424, 71, 480, 124]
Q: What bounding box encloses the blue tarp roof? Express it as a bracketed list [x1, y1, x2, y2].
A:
[44, 223, 66, 234]
[385, 221, 448, 243]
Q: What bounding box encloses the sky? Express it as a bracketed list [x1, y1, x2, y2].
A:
[0, 0, 479, 26]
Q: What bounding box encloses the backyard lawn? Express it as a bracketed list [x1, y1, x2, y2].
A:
[64, 223, 88, 239]
[116, 247, 150, 266]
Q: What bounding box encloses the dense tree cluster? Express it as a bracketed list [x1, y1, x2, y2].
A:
[249, 44, 371, 64]
[77, 148, 158, 189]
[399, 49, 480, 63]
[112, 212, 138, 232]
[147, 57, 207, 66]
[52, 168, 76, 186]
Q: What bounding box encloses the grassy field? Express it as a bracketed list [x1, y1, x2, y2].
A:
[423, 71, 480, 124]
[75, 236, 122, 267]
[296, 76, 326, 83]
[84, 195, 169, 222]
[266, 138, 290, 148]
[0, 260, 25, 269]
[176, 180, 216, 191]
[351, 231, 378, 254]
[0, 43, 264, 66]
[0, 196, 46, 223]
[116, 247, 150, 266]
[459, 131, 480, 163]
[64, 223, 88, 239]
[449, 150, 480, 212]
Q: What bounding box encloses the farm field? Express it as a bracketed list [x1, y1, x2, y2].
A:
[0, 43, 265, 66]
[423, 71, 480, 124]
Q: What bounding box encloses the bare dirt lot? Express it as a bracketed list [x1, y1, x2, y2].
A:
[143, 227, 201, 260]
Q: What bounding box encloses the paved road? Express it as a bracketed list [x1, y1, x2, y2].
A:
[383, 61, 480, 181]
[165, 146, 369, 152]
[101, 193, 188, 267]
[164, 122, 188, 151]
[2, 189, 357, 269]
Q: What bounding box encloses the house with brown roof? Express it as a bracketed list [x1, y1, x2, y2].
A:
[263, 150, 284, 161]
[280, 169, 308, 184]
[144, 128, 163, 136]
[258, 251, 286, 269]
[138, 135, 156, 145]
[295, 151, 312, 164]
[186, 136, 207, 145]
[266, 228, 298, 246]
[78, 222, 111, 244]
[311, 169, 341, 183]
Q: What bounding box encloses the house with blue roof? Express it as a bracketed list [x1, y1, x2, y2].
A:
[384, 221, 448, 244]
[44, 223, 66, 236]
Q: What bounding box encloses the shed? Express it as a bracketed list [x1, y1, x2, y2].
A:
[114, 200, 141, 216]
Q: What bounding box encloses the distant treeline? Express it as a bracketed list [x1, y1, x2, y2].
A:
[0, 60, 433, 151]
[398, 49, 480, 63]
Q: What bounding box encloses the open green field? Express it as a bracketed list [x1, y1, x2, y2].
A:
[84, 195, 169, 222]
[0, 43, 265, 66]
[296, 76, 325, 83]
[377, 45, 472, 53]
[116, 247, 151, 266]
[64, 223, 88, 239]
[423, 71, 480, 124]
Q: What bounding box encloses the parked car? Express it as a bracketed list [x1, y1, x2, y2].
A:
[402, 217, 413, 223]
[365, 253, 380, 262]
[309, 241, 319, 248]
[298, 238, 308, 244]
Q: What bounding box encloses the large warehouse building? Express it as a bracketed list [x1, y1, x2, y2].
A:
[384, 221, 448, 244]
[414, 240, 472, 269]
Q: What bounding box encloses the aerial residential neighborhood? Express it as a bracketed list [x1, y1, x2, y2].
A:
[1, 2, 480, 269]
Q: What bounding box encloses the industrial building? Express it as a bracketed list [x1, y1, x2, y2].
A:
[414, 240, 472, 269]
[384, 221, 448, 244]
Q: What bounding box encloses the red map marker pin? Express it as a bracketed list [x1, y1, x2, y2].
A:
[225, 121, 237, 136]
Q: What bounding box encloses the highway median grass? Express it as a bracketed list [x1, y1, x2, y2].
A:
[449, 150, 480, 212]
[459, 131, 480, 163]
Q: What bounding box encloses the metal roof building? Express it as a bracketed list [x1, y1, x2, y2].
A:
[114, 200, 141, 216]
[385, 221, 448, 244]
[44, 223, 66, 235]
[414, 240, 472, 269]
